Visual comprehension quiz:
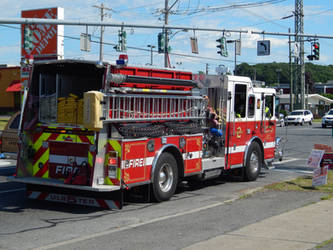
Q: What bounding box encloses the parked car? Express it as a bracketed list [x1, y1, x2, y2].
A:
[0, 112, 20, 159]
[285, 110, 313, 126]
[322, 109, 333, 128]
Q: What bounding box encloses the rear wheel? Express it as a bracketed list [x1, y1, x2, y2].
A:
[244, 142, 262, 181]
[152, 152, 178, 202]
[322, 124, 326, 128]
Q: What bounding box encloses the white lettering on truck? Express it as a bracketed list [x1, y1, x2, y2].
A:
[55, 165, 79, 175]
[125, 158, 145, 169]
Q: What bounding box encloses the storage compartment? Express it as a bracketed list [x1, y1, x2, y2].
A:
[27, 61, 105, 127]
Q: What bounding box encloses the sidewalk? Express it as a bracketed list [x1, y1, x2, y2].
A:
[184, 199, 333, 250]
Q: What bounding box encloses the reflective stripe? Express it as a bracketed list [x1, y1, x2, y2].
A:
[146, 157, 154, 166]
[109, 140, 122, 157]
[182, 151, 202, 160]
[264, 141, 275, 149]
[49, 155, 88, 165]
[227, 145, 246, 154]
[33, 149, 49, 176]
[88, 152, 93, 167]
[227, 142, 276, 154]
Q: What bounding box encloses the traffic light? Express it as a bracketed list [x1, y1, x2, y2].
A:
[216, 37, 228, 57]
[158, 33, 165, 53]
[313, 42, 320, 60]
[23, 26, 33, 51]
[114, 29, 127, 52]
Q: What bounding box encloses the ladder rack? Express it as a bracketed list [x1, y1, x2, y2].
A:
[102, 93, 206, 123]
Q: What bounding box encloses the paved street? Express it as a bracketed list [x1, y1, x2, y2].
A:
[0, 122, 332, 250]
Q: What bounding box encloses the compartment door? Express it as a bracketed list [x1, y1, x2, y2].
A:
[48, 141, 90, 180]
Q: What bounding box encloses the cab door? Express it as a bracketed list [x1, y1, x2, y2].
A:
[263, 94, 275, 160]
[226, 83, 248, 168]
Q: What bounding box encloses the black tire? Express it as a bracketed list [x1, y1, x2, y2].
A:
[244, 142, 262, 181]
[309, 119, 312, 125]
[322, 124, 326, 128]
[152, 152, 178, 202]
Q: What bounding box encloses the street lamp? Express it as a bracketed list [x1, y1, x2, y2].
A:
[147, 45, 155, 66]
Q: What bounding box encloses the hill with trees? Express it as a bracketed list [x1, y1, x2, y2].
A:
[236, 62, 333, 86]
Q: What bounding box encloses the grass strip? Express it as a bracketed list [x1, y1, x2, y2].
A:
[265, 170, 333, 200]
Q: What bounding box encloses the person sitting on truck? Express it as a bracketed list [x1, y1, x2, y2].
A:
[204, 96, 220, 128]
[265, 106, 272, 118]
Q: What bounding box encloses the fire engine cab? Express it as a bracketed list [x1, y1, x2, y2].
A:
[10, 59, 283, 209]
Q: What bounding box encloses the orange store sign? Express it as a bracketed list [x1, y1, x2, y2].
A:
[21, 7, 64, 60]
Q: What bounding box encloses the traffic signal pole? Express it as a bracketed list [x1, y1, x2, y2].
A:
[164, 0, 169, 68]
[3, 18, 333, 40]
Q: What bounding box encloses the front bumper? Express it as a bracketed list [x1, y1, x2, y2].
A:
[286, 120, 301, 125]
[322, 120, 333, 126]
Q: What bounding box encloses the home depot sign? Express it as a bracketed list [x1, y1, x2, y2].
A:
[21, 8, 64, 82]
[21, 7, 64, 60]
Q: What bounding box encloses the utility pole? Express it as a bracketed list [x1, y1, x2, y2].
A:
[164, 0, 169, 68]
[147, 45, 155, 65]
[163, 0, 180, 68]
[289, 28, 293, 112]
[93, 3, 113, 62]
[294, 0, 305, 109]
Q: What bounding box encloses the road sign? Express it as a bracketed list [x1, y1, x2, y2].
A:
[190, 37, 198, 54]
[80, 33, 91, 52]
[236, 40, 241, 55]
[257, 40, 270, 56]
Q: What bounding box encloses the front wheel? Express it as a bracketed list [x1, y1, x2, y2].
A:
[244, 142, 262, 181]
[152, 152, 178, 202]
[309, 119, 312, 125]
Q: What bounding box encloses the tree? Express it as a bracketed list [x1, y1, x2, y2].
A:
[236, 62, 333, 86]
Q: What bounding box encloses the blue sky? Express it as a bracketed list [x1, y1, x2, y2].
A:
[0, 0, 332, 74]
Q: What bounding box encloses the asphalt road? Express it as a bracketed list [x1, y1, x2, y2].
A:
[0, 122, 331, 250]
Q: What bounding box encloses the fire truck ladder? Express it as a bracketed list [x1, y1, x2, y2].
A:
[102, 94, 206, 123]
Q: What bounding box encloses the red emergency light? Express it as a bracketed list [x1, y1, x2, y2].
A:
[116, 54, 128, 66]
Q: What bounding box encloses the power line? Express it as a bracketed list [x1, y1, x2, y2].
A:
[167, 0, 287, 15]
[118, 1, 165, 12]
[170, 0, 288, 29]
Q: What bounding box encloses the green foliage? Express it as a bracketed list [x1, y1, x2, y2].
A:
[321, 93, 333, 100]
[236, 62, 333, 86]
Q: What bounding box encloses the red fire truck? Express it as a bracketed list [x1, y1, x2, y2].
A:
[10, 59, 283, 209]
